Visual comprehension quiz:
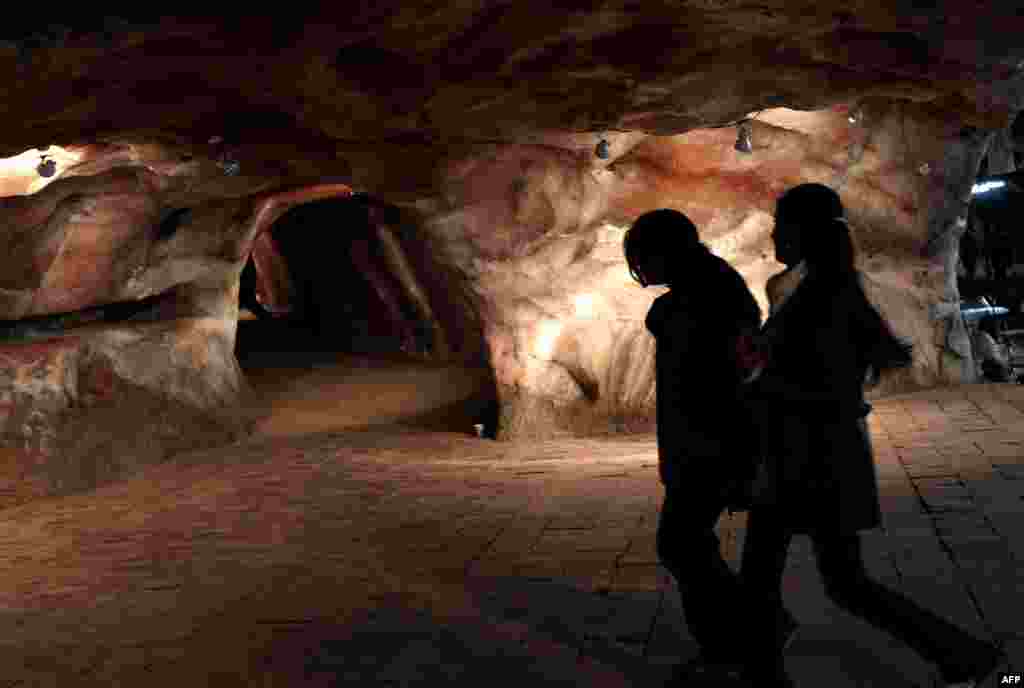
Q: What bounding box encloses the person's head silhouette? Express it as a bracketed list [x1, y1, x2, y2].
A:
[623, 209, 704, 288]
[773, 183, 853, 276]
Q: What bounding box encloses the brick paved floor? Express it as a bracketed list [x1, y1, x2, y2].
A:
[0, 384, 1022, 686]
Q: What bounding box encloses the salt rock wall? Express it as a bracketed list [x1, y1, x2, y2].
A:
[420, 101, 981, 439]
[0, 143, 353, 504]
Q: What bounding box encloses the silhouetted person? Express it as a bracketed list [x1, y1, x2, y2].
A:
[623, 209, 795, 680]
[739, 184, 1006, 688]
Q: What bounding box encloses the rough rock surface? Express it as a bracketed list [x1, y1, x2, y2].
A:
[0, 322, 248, 507]
[422, 103, 999, 437]
[2, 10, 1023, 156]
[0, 8, 1022, 456]
[0, 145, 359, 496]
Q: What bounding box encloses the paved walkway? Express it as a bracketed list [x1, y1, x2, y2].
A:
[0, 384, 1022, 686]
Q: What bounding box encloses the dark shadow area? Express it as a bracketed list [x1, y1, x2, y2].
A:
[960, 170, 1024, 381]
[960, 169, 1024, 320]
[235, 196, 500, 439]
[236, 196, 423, 366]
[0, 285, 183, 343]
[264, 601, 643, 686]
[255, 575, 924, 686]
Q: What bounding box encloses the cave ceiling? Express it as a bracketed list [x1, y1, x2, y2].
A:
[0, 6, 1022, 182]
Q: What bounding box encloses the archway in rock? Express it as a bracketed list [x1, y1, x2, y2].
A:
[236, 196, 500, 439]
[237, 197, 417, 360]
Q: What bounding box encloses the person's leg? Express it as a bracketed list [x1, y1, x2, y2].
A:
[657, 485, 741, 663]
[811, 530, 1004, 684]
[738, 505, 797, 682]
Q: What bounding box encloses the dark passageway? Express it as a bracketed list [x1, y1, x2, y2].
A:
[236, 196, 423, 362]
[235, 197, 498, 438]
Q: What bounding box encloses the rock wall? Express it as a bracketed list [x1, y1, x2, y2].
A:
[0, 144, 357, 502]
[416, 102, 986, 439]
[0, 9, 1022, 450]
[0, 319, 247, 506]
[0, 100, 1004, 460]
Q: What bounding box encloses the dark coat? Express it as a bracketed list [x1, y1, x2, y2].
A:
[748, 270, 909, 534]
[645, 250, 762, 492]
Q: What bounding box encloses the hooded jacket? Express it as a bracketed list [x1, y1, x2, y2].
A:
[644, 249, 761, 489]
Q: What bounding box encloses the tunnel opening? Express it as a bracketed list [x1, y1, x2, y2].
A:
[235, 195, 500, 438]
[236, 196, 426, 361]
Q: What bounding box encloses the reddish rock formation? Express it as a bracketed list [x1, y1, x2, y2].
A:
[0, 7, 1021, 469]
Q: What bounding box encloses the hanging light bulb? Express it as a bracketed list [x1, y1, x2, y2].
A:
[595, 137, 610, 159]
[735, 120, 753, 154]
[216, 152, 241, 176]
[36, 155, 56, 178]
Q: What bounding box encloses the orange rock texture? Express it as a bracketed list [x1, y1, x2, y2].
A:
[0, 8, 1020, 458]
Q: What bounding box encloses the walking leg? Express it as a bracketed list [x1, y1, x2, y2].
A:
[811, 531, 1004, 684]
[738, 506, 796, 684]
[657, 487, 743, 663]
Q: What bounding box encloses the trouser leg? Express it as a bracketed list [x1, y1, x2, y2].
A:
[656, 486, 742, 660]
[738, 506, 796, 679]
[811, 530, 997, 682]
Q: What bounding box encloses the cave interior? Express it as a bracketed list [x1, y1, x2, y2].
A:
[1, 7, 1024, 685]
[0, 9, 1023, 491]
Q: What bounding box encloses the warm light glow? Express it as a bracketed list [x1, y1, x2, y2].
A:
[597, 222, 628, 244]
[574, 293, 596, 318]
[0, 146, 84, 195]
[534, 320, 562, 359]
[972, 180, 1006, 195]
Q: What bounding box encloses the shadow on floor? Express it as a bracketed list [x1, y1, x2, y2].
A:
[256, 582, 682, 687]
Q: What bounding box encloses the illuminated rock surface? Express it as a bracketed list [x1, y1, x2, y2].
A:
[0, 7, 1021, 469]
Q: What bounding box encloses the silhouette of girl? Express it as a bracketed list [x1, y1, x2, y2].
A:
[739, 184, 1006, 688]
